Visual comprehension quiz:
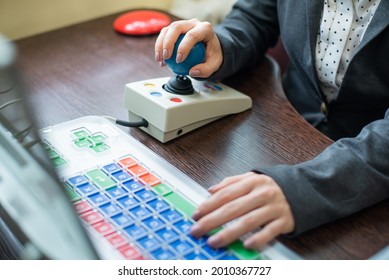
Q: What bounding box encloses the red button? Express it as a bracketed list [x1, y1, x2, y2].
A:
[170, 97, 182, 103]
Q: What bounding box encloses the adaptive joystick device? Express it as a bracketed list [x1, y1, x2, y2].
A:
[123, 34, 252, 143]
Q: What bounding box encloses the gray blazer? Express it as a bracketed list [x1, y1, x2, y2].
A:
[211, 0, 389, 236]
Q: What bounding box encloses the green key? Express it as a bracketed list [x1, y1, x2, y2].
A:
[89, 133, 106, 146]
[164, 192, 196, 217]
[90, 143, 109, 153]
[73, 129, 90, 140]
[42, 142, 51, 150]
[64, 185, 80, 202]
[74, 138, 92, 148]
[227, 240, 262, 260]
[85, 169, 115, 189]
[152, 183, 173, 196]
[52, 157, 67, 167]
[47, 149, 59, 159]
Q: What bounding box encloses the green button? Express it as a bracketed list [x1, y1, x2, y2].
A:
[64, 185, 80, 202]
[74, 139, 92, 148]
[42, 142, 51, 150]
[52, 157, 67, 167]
[164, 192, 196, 217]
[47, 149, 59, 159]
[152, 183, 173, 196]
[89, 133, 106, 146]
[227, 240, 262, 260]
[86, 169, 115, 189]
[73, 129, 90, 140]
[90, 143, 109, 153]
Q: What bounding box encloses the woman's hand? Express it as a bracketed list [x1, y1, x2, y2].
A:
[190, 172, 295, 250]
[155, 18, 223, 78]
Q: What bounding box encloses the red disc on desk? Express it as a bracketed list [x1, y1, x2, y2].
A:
[113, 10, 171, 35]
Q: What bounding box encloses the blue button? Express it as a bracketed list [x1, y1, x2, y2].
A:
[76, 183, 98, 196]
[102, 163, 122, 174]
[111, 213, 134, 227]
[173, 220, 193, 233]
[147, 198, 170, 212]
[117, 195, 140, 209]
[88, 193, 110, 205]
[184, 251, 209, 260]
[124, 224, 148, 239]
[135, 189, 157, 202]
[99, 202, 122, 216]
[160, 209, 182, 223]
[130, 205, 152, 219]
[155, 227, 179, 243]
[187, 234, 208, 246]
[150, 91, 162, 97]
[107, 186, 128, 199]
[201, 243, 227, 258]
[123, 180, 144, 192]
[137, 235, 160, 251]
[151, 248, 176, 260]
[169, 239, 194, 255]
[111, 171, 132, 183]
[142, 216, 165, 231]
[67, 175, 88, 187]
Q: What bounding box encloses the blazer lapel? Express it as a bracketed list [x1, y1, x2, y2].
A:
[359, 1, 389, 50]
[305, 0, 324, 94]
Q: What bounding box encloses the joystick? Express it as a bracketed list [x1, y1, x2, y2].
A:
[123, 35, 252, 143]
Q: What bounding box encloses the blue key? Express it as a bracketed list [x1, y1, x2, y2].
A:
[107, 186, 128, 199]
[155, 227, 180, 243]
[111, 171, 132, 183]
[169, 239, 194, 255]
[160, 209, 182, 223]
[130, 205, 152, 219]
[117, 195, 140, 209]
[99, 202, 122, 216]
[76, 183, 98, 196]
[173, 220, 193, 233]
[102, 163, 121, 174]
[135, 189, 157, 202]
[219, 254, 240, 260]
[201, 243, 227, 258]
[137, 235, 160, 251]
[187, 234, 208, 246]
[123, 180, 144, 192]
[151, 248, 176, 260]
[111, 213, 134, 227]
[124, 224, 147, 239]
[142, 216, 165, 231]
[88, 193, 110, 206]
[184, 251, 209, 260]
[67, 175, 88, 187]
[147, 198, 170, 212]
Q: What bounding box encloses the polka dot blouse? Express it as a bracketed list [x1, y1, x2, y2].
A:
[315, 0, 381, 102]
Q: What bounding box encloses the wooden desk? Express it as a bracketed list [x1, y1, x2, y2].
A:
[15, 11, 389, 260]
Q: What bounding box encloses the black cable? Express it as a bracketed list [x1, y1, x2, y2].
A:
[115, 118, 149, 128]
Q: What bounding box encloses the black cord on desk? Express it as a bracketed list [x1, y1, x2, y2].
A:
[102, 116, 148, 128]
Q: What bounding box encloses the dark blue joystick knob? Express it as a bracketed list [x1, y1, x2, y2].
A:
[164, 34, 206, 76]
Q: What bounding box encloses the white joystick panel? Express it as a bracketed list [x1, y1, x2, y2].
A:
[123, 76, 252, 142]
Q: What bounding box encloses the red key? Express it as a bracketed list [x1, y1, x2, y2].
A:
[139, 173, 161, 186]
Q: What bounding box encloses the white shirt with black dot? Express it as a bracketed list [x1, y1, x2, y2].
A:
[315, 0, 381, 102]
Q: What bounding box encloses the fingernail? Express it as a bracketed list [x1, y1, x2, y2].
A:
[208, 235, 222, 248]
[191, 210, 201, 221]
[159, 61, 165, 68]
[190, 69, 201, 77]
[207, 185, 215, 192]
[190, 224, 201, 236]
[163, 48, 169, 59]
[243, 238, 254, 249]
[176, 52, 183, 63]
[155, 51, 160, 62]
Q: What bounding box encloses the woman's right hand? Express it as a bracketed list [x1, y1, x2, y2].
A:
[155, 18, 223, 78]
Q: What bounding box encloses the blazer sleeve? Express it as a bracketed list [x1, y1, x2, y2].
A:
[255, 108, 389, 236]
[208, 0, 280, 81]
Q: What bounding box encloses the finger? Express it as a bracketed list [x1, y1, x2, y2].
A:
[155, 27, 168, 62]
[208, 172, 255, 194]
[192, 174, 260, 221]
[162, 19, 200, 60]
[243, 219, 286, 250]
